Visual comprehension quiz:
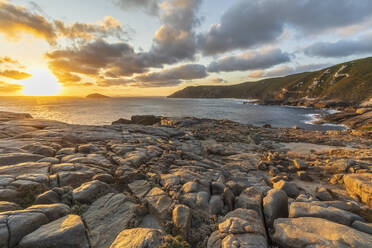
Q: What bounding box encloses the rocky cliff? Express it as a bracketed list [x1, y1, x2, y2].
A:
[169, 56, 372, 105]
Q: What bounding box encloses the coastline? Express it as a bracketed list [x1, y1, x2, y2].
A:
[240, 97, 372, 130]
[0, 111, 371, 247]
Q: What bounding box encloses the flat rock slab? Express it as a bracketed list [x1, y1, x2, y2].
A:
[273, 217, 372, 248]
[83, 193, 137, 248]
[289, 201, 364, 226]
[344, 173, 372, 208]
[0, 162, 50, 177]
[0, 153, 45, 166]
[19, 215, 89, 248]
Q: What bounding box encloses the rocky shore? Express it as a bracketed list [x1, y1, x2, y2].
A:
[0, 111, 371, 247]
[245, 97, 372, 130]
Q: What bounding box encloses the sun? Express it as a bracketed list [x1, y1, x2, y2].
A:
[21, 69, 61, 96]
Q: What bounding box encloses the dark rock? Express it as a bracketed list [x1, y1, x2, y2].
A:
[131, 115, 161, 125]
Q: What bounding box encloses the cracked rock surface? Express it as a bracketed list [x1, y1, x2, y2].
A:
[0, 111, 371, 247]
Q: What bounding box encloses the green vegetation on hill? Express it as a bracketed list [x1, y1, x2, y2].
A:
[169, 57, 372, 103]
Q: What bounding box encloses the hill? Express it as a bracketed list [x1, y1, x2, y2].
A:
[86, 93, 110, 99]
[169, 57, 372, 104]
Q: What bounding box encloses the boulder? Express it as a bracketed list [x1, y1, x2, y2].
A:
[131, 115, 161, 125]
[144, 187, 172, 221]
[209, 195, 224, 215]
[83, 193, 137, 248]
[5, 211, 49, 247]
[221, 234, 268, 248]
[73, 180, 111, 204]
[207, 209, 268, 248]
[109, 228, 164, 248]
[273, 180, 300, 198]
[263, 189, 288, 228]
[344, 173, 372, 207]
[112, 118, 132, 125]
[35, 190, 61, 205]
[273, 217, 372, 248]
[183, 181, 198, 193]
[223, 188, 235, 211]
[235, 187, 263, 213]
[289, 202, 364, 226]
[293, 160, 308, 170]
[93, 173, 115, 184]
[315, 187, 333, 201]
[58, 171, 95, 188]
[128, 180, 151, 199]
[172, 204, 191, 238]
[77, 144, 100, 153]
[19, 215, 89, 248]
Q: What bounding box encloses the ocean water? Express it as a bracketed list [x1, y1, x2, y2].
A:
[0, 96, 346, 131]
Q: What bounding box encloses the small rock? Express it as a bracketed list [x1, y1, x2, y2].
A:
[223, 188, 235, 211]
[273, 180, 300, 198]
[183, 181, 198, 193]
[211, 182, 225, 195]
[297, 171, 313, 181]
[315, 187, 333, 201]
[109, 228, 164, 248]
[293, 160, 308, 170]
[34, 190, 60, 205]
[93, 173, 115, 184]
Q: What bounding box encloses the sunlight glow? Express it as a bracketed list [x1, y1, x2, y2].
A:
[21, 69, 61, 96]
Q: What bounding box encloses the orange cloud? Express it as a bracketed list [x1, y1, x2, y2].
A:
[0, 1, 57, 44]
[0, 81, 22, 93]
[0, 70, 31, 80]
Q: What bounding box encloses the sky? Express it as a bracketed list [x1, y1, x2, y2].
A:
[1, 0, 372, 96]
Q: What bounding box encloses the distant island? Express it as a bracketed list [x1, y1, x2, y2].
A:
[86, 93, 110, 99]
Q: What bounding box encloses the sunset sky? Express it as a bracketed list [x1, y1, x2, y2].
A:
[1, 0, 372, 96]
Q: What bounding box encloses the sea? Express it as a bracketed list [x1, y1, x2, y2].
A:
[0, 97, 347, 131]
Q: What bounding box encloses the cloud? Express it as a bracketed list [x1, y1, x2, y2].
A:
[115, 0, 159, 15]
[208, 48, 290, 73]
[54, 16, 126, 42]
[148, 0, 202, 65]
[134, 63, 208, 87]
[46, 0, 203, 86]
[0, 1, 127, 44]
[198, 0, 372, 56]
[304, 34, 372, 58]
[0, 56, 30, 80]
[46, 39, 155, 83]
[0, 81, 22, 93]
[0, 1, 57, 44]
[0, 56, 21, 66]
[248, 63, 329, 78]
[0, 70, 31, 80]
